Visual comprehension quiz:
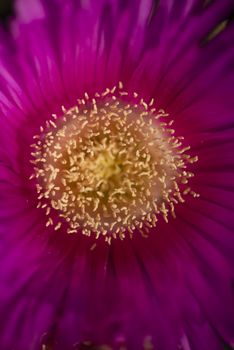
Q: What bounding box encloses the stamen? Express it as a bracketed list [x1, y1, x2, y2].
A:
[31, 84, 198, 243]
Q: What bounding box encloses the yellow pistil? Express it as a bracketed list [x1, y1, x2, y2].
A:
[31, 83, 198, 243]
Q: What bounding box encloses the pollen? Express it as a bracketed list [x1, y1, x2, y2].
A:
[31, 83, 198, 243]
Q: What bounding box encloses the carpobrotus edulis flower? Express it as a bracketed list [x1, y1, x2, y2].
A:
[0, 0, 234, 349]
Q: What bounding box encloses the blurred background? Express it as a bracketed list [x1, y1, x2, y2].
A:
[0, 0, 13, 23]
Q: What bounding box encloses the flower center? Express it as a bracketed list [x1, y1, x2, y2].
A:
[31, 83, 198, 243]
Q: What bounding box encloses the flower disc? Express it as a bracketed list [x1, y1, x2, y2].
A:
[31, 85, 198, 242]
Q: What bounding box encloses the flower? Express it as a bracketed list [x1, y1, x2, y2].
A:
[0, 0, 234, 349]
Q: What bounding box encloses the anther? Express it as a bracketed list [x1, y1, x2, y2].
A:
[30, 84, 198, 243]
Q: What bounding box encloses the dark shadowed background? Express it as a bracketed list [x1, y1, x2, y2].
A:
[0, 0, 13, 22]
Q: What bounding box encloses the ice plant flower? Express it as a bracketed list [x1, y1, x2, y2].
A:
[0, 0, 234, 349]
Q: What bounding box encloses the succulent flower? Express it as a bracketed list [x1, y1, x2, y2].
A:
[0, 0, 234, 349]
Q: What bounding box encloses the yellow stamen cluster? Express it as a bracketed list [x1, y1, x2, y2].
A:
[30, 83, 198, 243]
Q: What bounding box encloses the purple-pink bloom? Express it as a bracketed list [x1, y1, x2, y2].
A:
[0, 0, 234, 349]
